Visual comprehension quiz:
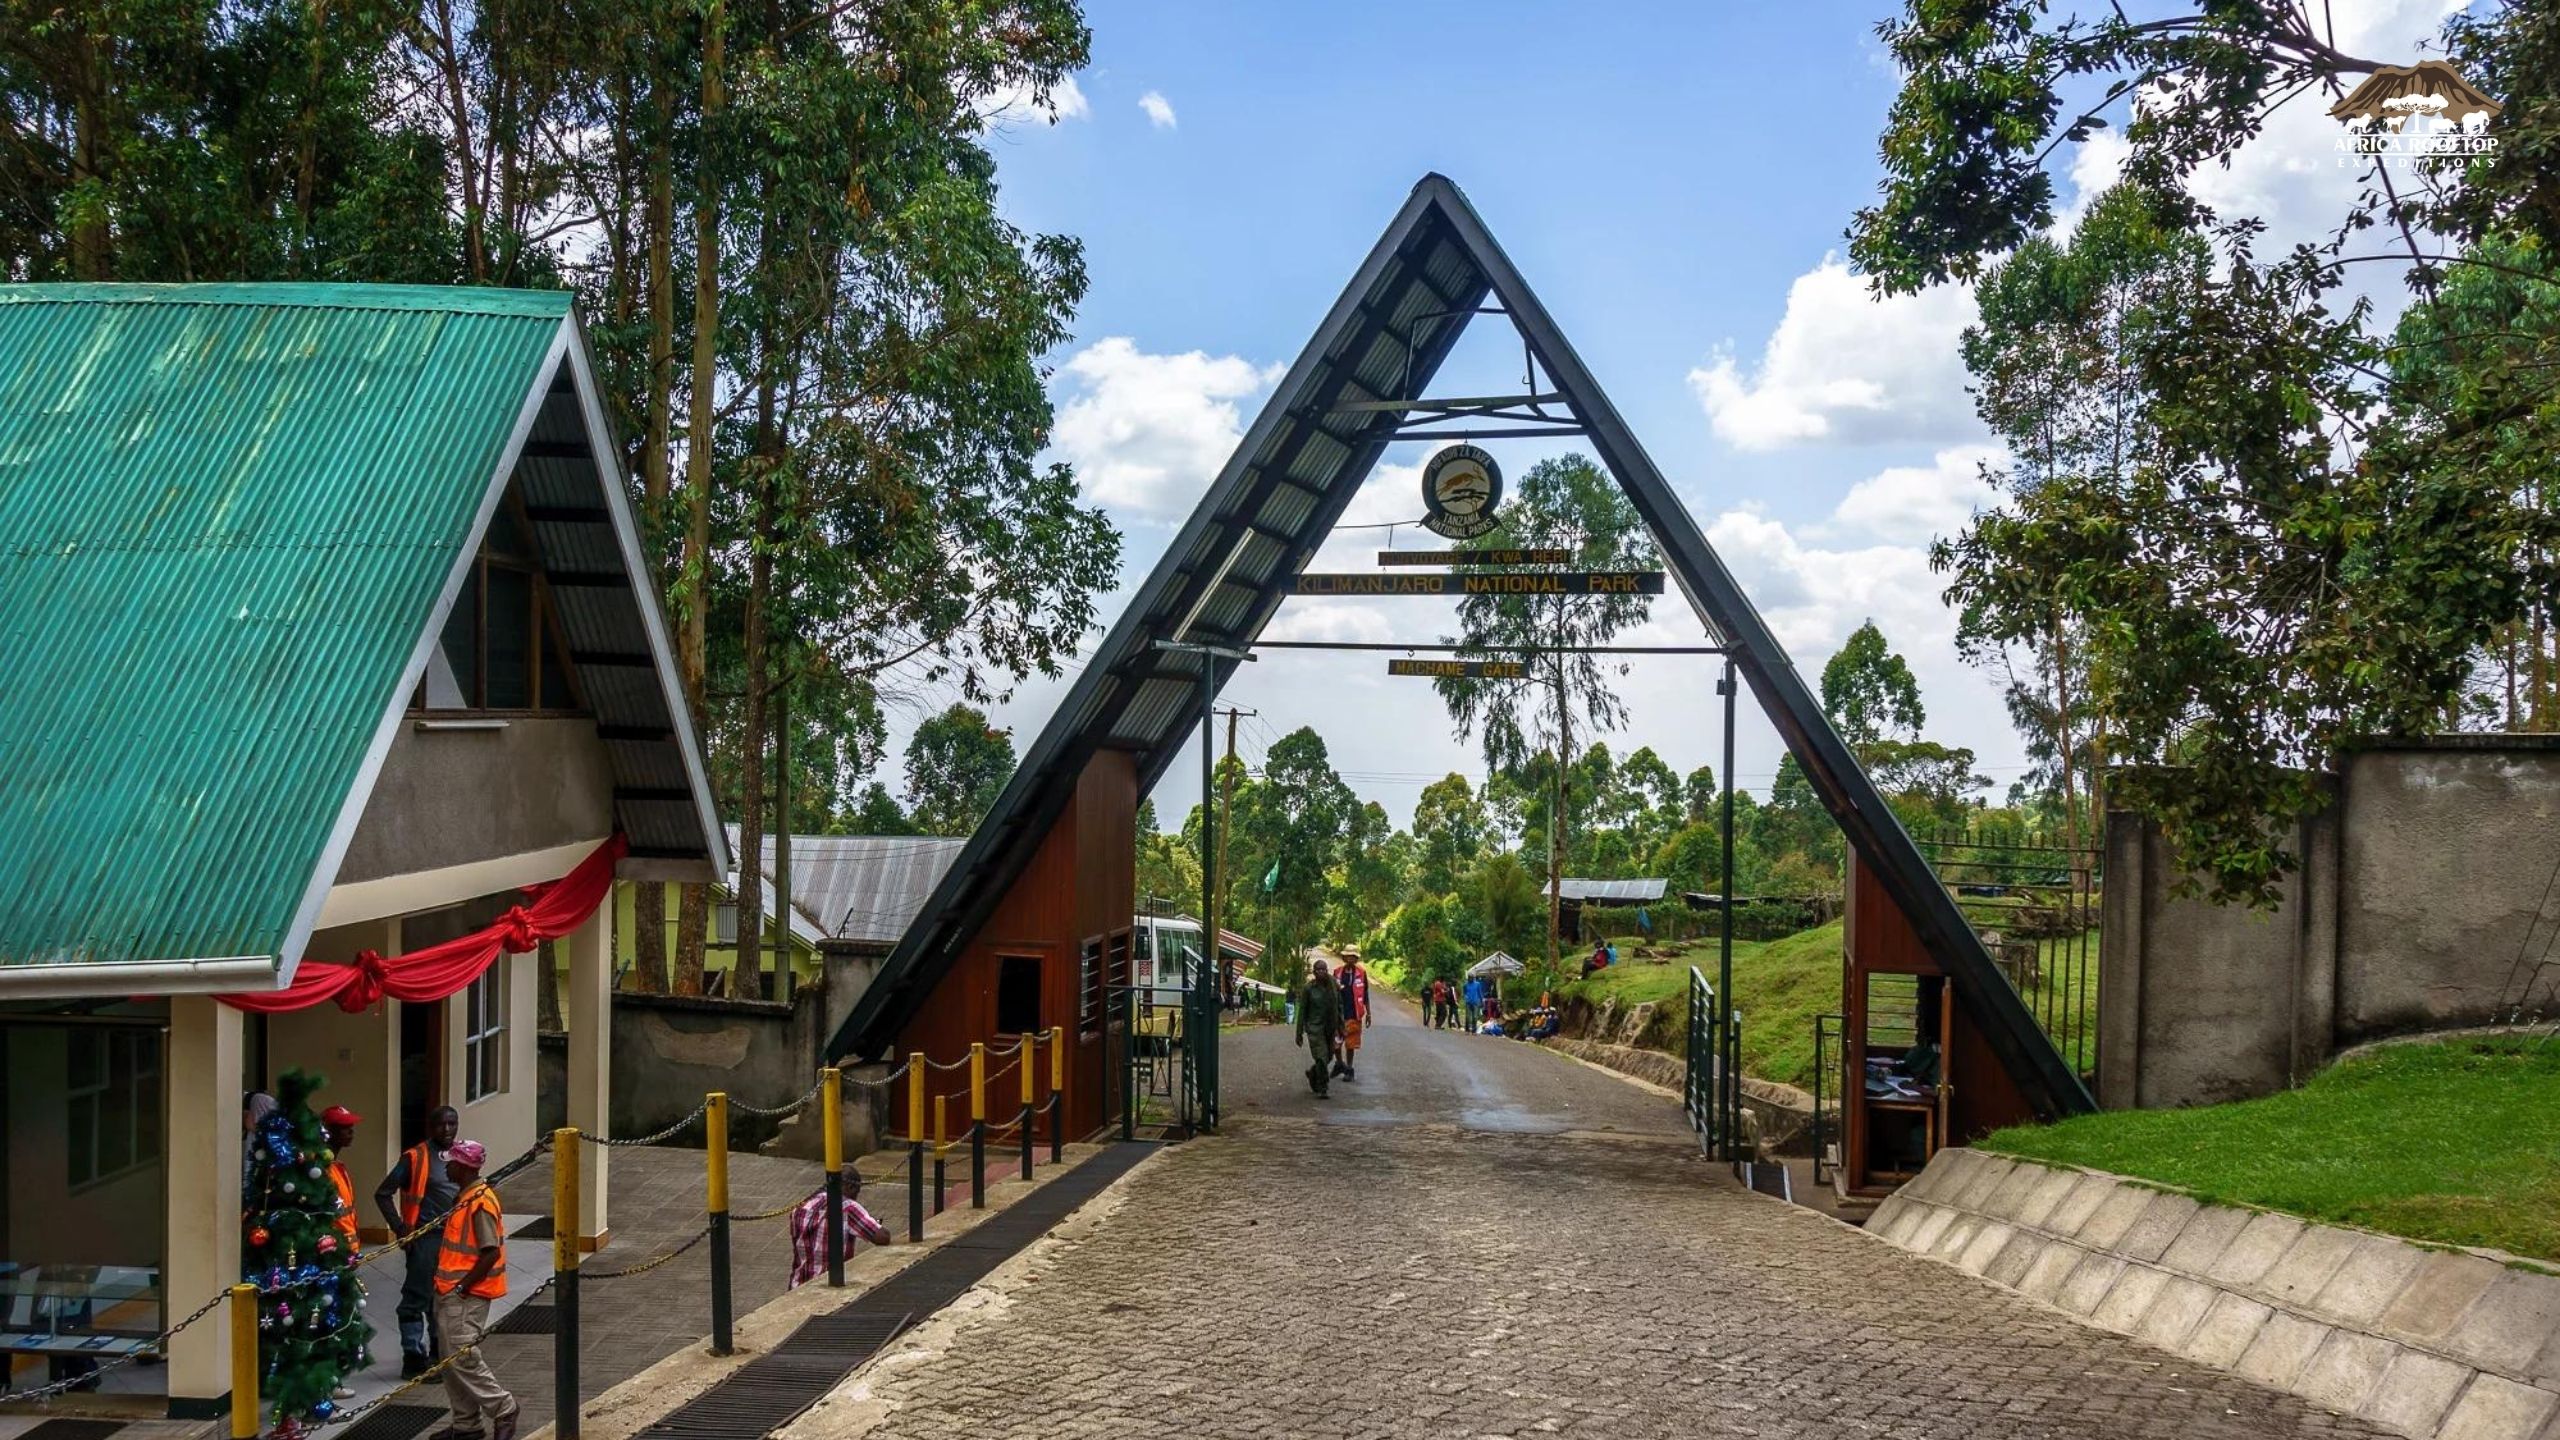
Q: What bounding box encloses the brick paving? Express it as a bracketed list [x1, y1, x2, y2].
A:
[479, 1143, 910, 1420]
[792, 1003, 2392, 1440]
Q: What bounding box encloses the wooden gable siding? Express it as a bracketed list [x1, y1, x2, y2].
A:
[894, 751, 1137, 1141]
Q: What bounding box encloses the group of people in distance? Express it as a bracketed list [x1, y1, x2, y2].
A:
[1291, 948, 1372, 1097]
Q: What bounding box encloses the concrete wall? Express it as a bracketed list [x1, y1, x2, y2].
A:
[2334, 743, 2560, 1042]
[335, 717, 615, 885]
[610, 990, 823, 1145]
[1874, 1148, 2560, 1440]
[2102, 737, 2560, 1110]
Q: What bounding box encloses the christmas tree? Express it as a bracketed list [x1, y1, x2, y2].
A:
[244, 1070, 373, 1432]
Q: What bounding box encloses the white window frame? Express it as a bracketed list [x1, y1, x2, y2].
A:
[464, 965, 508, 1102]
[66, 1028, 160, 1189]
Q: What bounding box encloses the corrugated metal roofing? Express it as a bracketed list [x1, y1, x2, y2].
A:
[1550, 878, 1669, 903]
[742, 833, 965, 945]
[0, 283, 723, 983]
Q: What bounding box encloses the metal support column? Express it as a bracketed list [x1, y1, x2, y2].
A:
[1719, 659, 1739, 1163]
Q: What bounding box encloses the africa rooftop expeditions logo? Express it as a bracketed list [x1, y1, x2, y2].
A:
[2328, 60, 2500, 165]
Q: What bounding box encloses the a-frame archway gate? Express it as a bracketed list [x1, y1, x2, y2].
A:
[827, 174, 2095, 1139]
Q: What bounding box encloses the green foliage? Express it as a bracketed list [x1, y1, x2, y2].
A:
[1410, 772, 1487, 896]
[1134, 799, 1201, 914]
[1863, 3, 2560, 903]
[1984, 1038, 2560, 1262]
[244, 1070, 372, 1422]
[839, 781, 915, 836]
[1225, 727, 1356, 975]
[1820, 621, 1926, 745]
[903, 704, 1015, 837]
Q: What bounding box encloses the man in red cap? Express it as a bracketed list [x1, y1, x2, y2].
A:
[321, 1105, 364, 1258]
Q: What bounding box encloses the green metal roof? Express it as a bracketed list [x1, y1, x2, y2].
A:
[0, 283, 574, 975]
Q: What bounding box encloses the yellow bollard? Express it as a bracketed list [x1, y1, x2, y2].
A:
[1049, 1025, 1064, 1094]
[551, 1128, 581, 1439]
[706, 1091, 732, 1355]
[229, 1283, 258, 1440]
[552, 1129, 580, 1273]
[705, 1092, 729, 1212]
[1020, 1037, 1036, 1109]
[968, 1042, 988, 1209]
[822, 1068, 843, 1173]
[905, 1054, 924, 1144]
[933, 1095, 947, 1149]
[820, 1068, 845, 1286]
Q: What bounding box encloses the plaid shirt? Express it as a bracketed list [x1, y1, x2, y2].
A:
[788, 1192, 890, 1288]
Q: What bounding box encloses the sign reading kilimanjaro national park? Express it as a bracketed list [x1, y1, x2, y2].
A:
[1419, 444, 1503, 540]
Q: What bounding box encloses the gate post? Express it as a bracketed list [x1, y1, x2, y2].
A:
[1120, 982, 1137, 1141]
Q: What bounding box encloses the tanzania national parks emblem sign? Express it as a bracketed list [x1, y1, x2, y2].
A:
[1421, 444, 1502, 540]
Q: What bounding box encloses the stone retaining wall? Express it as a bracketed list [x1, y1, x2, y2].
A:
[1870, 1148, 2560, 1440]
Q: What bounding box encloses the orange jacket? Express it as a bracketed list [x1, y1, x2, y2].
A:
[433, 1186, 506, 1299]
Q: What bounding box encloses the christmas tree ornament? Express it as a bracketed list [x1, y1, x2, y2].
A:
[249, 1226, 271, 1247]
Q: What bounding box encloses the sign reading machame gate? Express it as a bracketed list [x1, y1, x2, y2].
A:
[1289, 571, 1666, 597]
[1387, 658, 1529, 679]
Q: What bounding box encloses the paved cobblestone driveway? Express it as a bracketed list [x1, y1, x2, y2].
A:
[802, 1000, 2387, 1439]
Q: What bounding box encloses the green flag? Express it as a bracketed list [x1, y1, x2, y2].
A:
[1263, 860, 1280, 893]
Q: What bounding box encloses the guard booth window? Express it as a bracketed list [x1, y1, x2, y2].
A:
[995, 955, 1042, 1035]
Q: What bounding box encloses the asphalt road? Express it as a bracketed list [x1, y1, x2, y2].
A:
[1222, 984, 1691, 1139]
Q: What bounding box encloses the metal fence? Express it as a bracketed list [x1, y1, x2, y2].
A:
[1683, 967, 1741, 1161]
[1915, 827, 2102, 1082]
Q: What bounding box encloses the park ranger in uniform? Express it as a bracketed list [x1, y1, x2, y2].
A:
[1294, 957, 1342, 1098]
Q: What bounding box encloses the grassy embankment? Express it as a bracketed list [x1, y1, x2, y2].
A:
[1982, 1036, 2560, 1264]
[1559, 922, 1846, 1090]
[1559, 919, 2101, 1092]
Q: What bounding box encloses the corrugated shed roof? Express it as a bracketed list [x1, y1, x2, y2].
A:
[1550, 878, 1669, 903]
[753, 834, 966, 945]
[0, 283, 722, 983]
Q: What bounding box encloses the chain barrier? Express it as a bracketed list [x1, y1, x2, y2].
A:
[582, 1223, 714, 1280]
[324, 1274, 559, 1433]
[580, 1103, 711, 1148]
[923, 1053, 974, 1073]
[730, 1072, 828, 1120]
[3, 1135, 554, 1405]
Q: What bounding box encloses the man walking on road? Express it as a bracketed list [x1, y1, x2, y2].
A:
[1295, 958, 1341, 1098]
[428, 1139, 519, 1440]
[1333, 948, 1370, 1082]
[376, 1104, 461, 1376]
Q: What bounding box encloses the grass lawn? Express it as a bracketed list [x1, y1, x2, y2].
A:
[1982, 1036, 2560, 1263]
[1561, 921, 1846, 1091]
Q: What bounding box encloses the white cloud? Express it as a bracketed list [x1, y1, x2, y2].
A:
[1703, 506, 1983, 723]
[1049, 337, 1281, 517]
[1688, 258, 1982, 451]
[1138, 91, 1177, 129]
[975, 74, 1090, 128]
[1828, 444, 2004, 543]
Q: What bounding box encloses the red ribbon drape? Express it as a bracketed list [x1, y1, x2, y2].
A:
[222, 834, 628, 1014]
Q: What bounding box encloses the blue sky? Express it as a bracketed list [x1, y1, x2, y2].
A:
[895, 0, 2469, 828]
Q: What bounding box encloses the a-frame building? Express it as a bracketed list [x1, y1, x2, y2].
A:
[828, 174, 2094, 1131]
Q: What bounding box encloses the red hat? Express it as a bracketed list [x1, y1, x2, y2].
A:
[321, 1105, 363, 1127]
